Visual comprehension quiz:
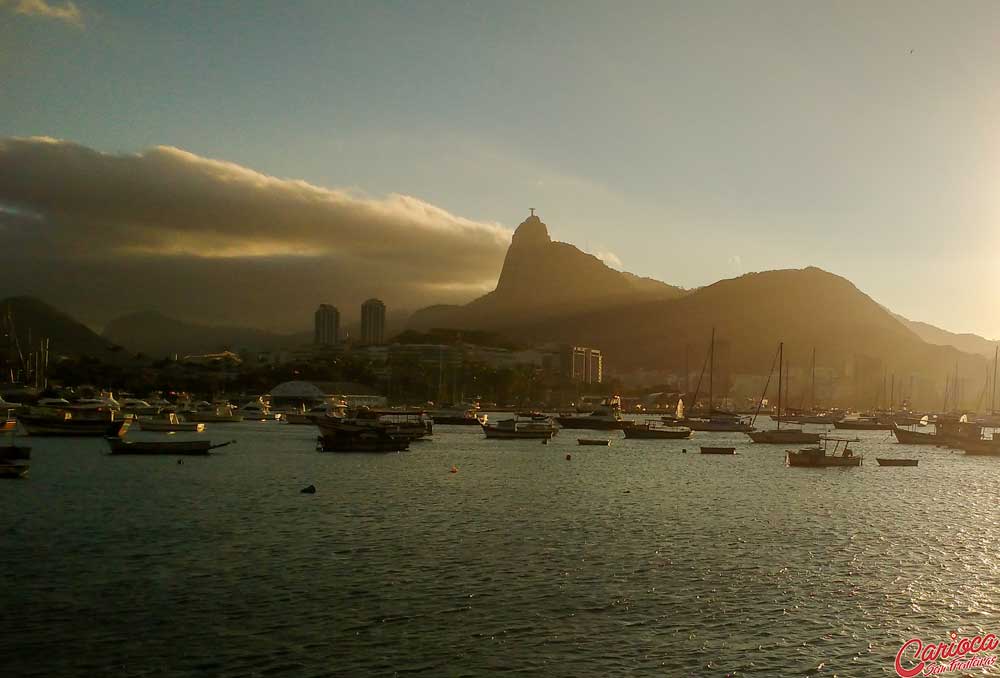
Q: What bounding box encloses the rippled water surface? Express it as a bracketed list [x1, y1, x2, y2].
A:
[3, 417, 1000, 677]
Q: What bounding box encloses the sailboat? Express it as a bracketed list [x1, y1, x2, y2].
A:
[684, 328, 752, 432]
[747, 342, 820, 444]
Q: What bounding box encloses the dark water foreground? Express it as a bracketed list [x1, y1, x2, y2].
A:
[2, 419, 999, 677]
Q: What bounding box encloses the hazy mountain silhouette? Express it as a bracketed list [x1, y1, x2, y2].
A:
[408, 212, 686, 330]
[892, 313, 999, 358]
[0, 296, 119, 358]
[102, 311, 311, 358]
[503, 267, 985, 405]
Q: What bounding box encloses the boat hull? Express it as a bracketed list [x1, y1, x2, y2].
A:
[623, 425, 692, 439]
[700, 446, 736, 455]
[19, 416, 128, 437]
[876, 458, 918, 466]
[138, 421, 206, 433]
[685, 420, 752, 432]
[786, 450, 862, 467]
[554, 417, 626, 430]
[183, 413, 244, 423]
[577, 438, 612, 446]
[891, 425, 940, 445]
[833, 421, 891, 431]
[431, 415, 483, 426]
[0, 463, 29, 478]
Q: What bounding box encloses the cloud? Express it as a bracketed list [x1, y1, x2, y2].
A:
[591, 249, 623, 269]
[0, 137, 512, 331]
[5, 0, 83, 27]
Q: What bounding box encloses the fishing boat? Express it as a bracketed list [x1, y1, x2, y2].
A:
[0, 462, 29, 478]
[876, 457, 918, 467]
[700, 446, 736, 455]
[747, 342, 821, 444]
[786, 436, 862, 467]
[482, 415, 558, 440]
[578, 438, 612, 446]
[138, 413, 205, 433]
[18, 412, 129, 437]
[890, 423, 939, 445]
[556, 396, 626, 430]
[105, 437, 235, 455]
[623, 421, 693, 439]
[316, 420, 410, 453]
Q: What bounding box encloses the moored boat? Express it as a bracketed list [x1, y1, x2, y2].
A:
[876, 457, 918, 467]
[482, 415, 558, 440]
[105, 437, 234, 455]
[316, 419, 410, 453]
[833, 416, 891, 431]
[19, 412, 129, 437]
[556, 396, 626, 430]
[623, 422, 693, 439]
[890, 424, 939, 445]
[700, 446, 736, 455]
[748, 342, 821, 445]
[578, 438, 611, 446]
[786, 437, 862, 467]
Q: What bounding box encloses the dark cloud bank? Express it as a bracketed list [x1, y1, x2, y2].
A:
[0, 137, 511, 332]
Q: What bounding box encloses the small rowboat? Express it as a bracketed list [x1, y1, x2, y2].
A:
[876, 457, 918, 467]
[578, 438, 611, 446]
[0, 462, 29, 478]
[106, 437, 235, 456]
[700, 446, 736, 455]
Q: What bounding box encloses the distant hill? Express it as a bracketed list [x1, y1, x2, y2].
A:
[0, 296, 119, 358]
[103, 311, 311, 358]
[461, 267, 985, 408]
[408, 212, 687, 330]
[893, 314, 999, 358]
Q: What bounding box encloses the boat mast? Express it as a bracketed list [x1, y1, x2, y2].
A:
[810, 347, 816, 413]
[708, 327, 715, 414]
[777, 342, 783, 431]
[993, 345, 998, 415]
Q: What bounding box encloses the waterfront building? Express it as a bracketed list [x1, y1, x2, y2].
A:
[314, 304, 340, 346]
[360, 298, 386, 345]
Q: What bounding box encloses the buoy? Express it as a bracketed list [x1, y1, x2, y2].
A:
[301, 484, 316, 494]
[682, 448, 687, 454]
[565, 454, 571, 461]
[177, 459, 183, 465]
[450, 465, 458, 474]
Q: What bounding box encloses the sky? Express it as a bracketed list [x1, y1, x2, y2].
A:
[2, 0, 999, 336]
